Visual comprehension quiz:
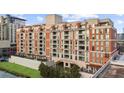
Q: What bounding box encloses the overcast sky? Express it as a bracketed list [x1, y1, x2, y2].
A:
[1, 14, 124, 33]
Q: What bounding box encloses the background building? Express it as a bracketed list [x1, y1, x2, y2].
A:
[0, 14, 26, 56]
[117, 32, 124, 54]
[16, 14, 117, 70]
[45, 14, 63, 25]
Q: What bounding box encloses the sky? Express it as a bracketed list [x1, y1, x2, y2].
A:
[1, 14, 124, 33]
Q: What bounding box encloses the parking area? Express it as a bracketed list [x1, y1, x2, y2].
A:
[112, 54, 124, 63]
[118, 55, 124, 61]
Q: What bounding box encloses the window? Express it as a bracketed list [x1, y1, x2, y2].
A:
[99, 30, 103, 34]
[92, 35, 95, 39]
[101, 35, 104, 39]
[105, 54, 109, 58]
[21, 33, 23, 36]
[100, 59, 103, 64]
[75, 56, 77, 60]
[96, 47, 99, 51]
[101, 53, 103, 58]
[115, 33, 116, 38]
[106, 35, 109, 39]
[79, 56, 84, 61]
[29, 40, 32, 43]
[96, 42, 99, 46]
[107, 29, 109, 34]
[65, 63, 68, 66]
[61, 54, 63, 58]
[70, 55, 72, 59]
[101, 42, 104, 46]
[40, 36, 42, 39]
[104, 28, 107, 33]
[29, 51, 32, 54]
[29, 33, 32, 35]
[92, 53, 95, 58]
[92, 29, 95, 34]
[92, 41, 95, 46]
[96, 52, 99, 58]
[92, 46, 95, 51]
[104, 28, 109, 34]
[105, 47, 109, 52]
[92, 24, 95, 27]
[101, 47, 104, 51]
[40, 44, 42, 47]
[79, 30, 83, 34]
[96, 29, 99, 34]
[40, 48, 42, 51]
[114, 43, 116, 48]
[86, 46, 88, 51]
[40, 52, 42, 55]
[40, 33, 42, 35]
[79, 46, 85, 50]
[106, 42, 109, 46]
[96, 35, 99, 39]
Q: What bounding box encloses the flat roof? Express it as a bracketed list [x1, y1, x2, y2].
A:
[102, 64, 124, 78]
[5, 14, 26, 21]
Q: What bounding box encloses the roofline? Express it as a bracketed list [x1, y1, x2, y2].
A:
[12, 16, 26, 21]
[5, 14, 26, 21]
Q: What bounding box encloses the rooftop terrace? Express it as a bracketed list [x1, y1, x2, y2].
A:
[102, 64, 124, 78]
[92, 54, 124, 78]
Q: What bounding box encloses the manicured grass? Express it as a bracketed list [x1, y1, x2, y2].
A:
[0, 62, 41, 78]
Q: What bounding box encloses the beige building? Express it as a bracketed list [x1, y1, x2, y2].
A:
[45, 14, 62, 25]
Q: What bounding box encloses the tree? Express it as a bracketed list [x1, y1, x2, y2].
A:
[70, 65, 81, 78]
[39, 63, 81, 78]
[39, 63, 50, 78]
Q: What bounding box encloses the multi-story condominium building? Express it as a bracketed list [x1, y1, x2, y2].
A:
[87, 19, 117, 69]
[0, 14, 25, 56]
[16, 15, 117, 70]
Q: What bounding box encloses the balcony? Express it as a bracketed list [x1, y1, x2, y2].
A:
[64, 50, 69, 54]
[53, 45, 57, 48]
[53, 53, 57, 57]
[53, 36, 57, 39]
[79, 35, 85, 39]
[53, 32, 57, 35]
[53, 41, 57, 43]
[64, 45, 69, 49]
[64, 36, 69, 39]
[53, 49, 57, 52]
[79, 46, 85, 50]
[78, 51, 85, 55]
[79, 56, 85, 61]
[64, 55, 69, 58]
[64, 31, 69, 35]
[79, 41, 85, 45]
[78, 30, 85, 34]
[64, 41, 69, 44]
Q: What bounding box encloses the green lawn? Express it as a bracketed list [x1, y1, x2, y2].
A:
[0, 62, 41, 78]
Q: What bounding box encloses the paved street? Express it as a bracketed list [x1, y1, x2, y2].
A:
[0, 71, 18, 78]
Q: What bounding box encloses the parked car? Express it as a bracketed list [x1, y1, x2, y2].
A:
[0, 57, 8, 62]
